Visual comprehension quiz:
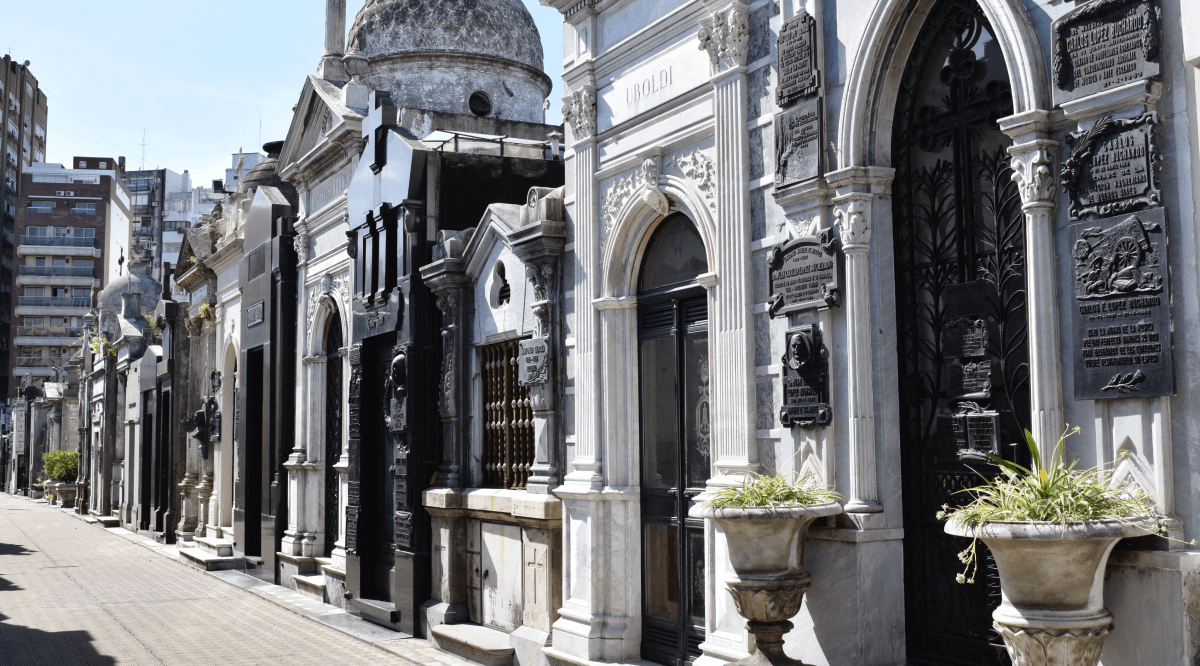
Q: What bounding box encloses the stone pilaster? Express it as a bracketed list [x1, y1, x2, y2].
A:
[1004, 118, 1064, 462]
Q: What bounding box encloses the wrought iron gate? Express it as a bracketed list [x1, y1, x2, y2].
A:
[891, 0, 1030, 663]
[325, 318, 343, 557]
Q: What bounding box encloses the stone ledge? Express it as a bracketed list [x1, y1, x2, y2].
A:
[178, 547, 241, 572]
[292, 573, 327, 603]
[808, 526, 904, 543]
[432, 623, 516, 666]
[1110, 549, 1200, 572]
[194, 535, 234, 557]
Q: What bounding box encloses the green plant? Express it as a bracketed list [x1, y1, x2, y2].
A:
[706, 472, 841, 508]
[938, 427, 1187, 584]
[144, 314, 159, 334]
[198, 303, 213, 319]
[43, 450, 79, 483]
[89, 334, 117, 357]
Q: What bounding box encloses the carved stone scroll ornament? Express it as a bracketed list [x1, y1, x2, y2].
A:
[602, 158, 661, 237]
[833, 199, 869, 246]
[562, 88, 597, 139]
[698, 7, 750, 73]
[667, 150, 716, 208]
[293, 230, 310, 261]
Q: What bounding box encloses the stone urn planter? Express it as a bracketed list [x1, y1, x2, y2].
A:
[945, 519, 1150, 665]
[690, 502, 843, 666]
[46, 480, 60, 505]
[57, 483, 78, 509]
[30, 483, 44, 500]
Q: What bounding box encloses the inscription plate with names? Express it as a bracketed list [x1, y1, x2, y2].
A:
[948, 360, 993, 401]
[1070, 207, 1173, 399]
[247, 301, 265, 327]
[1052, 0, 1162, 107]
[518, 337, 550, 386]
[775, 98, 823, 188]
[938, 408, 1001, 462]
[776, 11, 820, 106]
[767, 230, 841, 316]
[1062, 112, 1159, 220]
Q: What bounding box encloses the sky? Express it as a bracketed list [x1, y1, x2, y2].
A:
[3, 1, 564, 187]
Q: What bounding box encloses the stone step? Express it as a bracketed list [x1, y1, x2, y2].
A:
[193, 536, 234, 557]
[351, 597, 404, 631]
[178, 546, 241, 572]
[94, 515, 119, 528]
[292, 573, 327, 603]
[431, 624, 515, 666]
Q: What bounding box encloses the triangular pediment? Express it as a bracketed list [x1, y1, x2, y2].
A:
[278, 75, 365, 174]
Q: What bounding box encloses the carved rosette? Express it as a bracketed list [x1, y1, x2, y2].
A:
[562, 87, 597, 140]
[698, 6, 750, 73]
[1010, 143, 1058, 206]
[995, 623, 1111, 666]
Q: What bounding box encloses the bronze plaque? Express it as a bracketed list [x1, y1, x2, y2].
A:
[1052, 0, 1161, 106]
[938, 407, 1001, 463]
[778, 325, 831, 428]
[776, 10, 820, 107]
[767, 229, 841, 316]
[1062, 113, 1159, 220]
[947, 360, 993, 401]
[518, 337, 550, 386]
[1070, 207, 1173, 399]
[775, 98, 823, 188]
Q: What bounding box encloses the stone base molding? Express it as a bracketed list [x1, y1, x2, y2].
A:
[994, 621, 1112, 666]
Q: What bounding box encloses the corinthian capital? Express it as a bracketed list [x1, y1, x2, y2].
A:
[698, 5, 749, 73]
[562, 87, 597, 140]
[833, 195, 871, 247]
[1009, 140, 1059, 206]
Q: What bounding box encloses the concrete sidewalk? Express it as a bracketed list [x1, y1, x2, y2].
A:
[0, 493, 471, 666]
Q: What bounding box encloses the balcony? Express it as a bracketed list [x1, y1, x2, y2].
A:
[133, 226, 154, 236]
[16, 326, 83, 338]
[17, 296, 91, 308]
[17, 236, 100, 258]
[18, 266, 93, 277]
[17, 357, 62, 367]
[19, 235, 96, 248]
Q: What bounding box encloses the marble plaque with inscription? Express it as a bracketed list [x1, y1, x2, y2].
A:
[767, 229, 841, 316]
[1062, 113, 1159, 220]
[775, 98, 823, 188]
[1052, 0, 1162, 107]
[776, 11, 820, 107]
[518, 337, 550, 386]
[1070, 207, 1173, 399]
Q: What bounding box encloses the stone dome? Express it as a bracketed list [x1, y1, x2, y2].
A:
[97, 272, 160, 312]
[345, 0, 551, 123]
[240, 141, 298, 210]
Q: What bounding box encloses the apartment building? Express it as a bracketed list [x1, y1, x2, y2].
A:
[10, 158, 130, 395]
[0, 57, 49, 389]
[120, 167, 188, 283]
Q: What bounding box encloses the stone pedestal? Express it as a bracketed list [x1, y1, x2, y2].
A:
[176, 473, 199, 541]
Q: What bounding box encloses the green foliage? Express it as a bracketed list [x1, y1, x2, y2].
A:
[89, 334, 117, 357]
[42, 450, 79, 483]
[937, 427, 1186, 584]
[144, 314, 159, 333]
[706, 472, 841, 508]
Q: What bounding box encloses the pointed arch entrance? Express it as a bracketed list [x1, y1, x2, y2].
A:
[890, 0, 1030, 663]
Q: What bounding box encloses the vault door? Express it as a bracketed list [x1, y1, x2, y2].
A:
[324, 317, 344, 557]
[891, 0, 1030, 664]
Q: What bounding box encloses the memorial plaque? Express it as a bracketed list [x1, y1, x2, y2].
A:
[388, 397, 407, 432]
[947, 360, 993, 401]
[775, 98, 823, 188]
[247, 300, 265, 327]
[518, 337, 550, 386]
[767, 229, 841, 317]
[943, 319, 989, 359]
[776, 10, 820, 107]
[778, 325, 832, 428]
[1070, 207, 1173, 399]
[1062, 112, 1159, 220]
[1052, 0, 1161, 107]
[395, 511, 413, 549]
[938, 405, 1001, 462]
[345, 506, 359, 553]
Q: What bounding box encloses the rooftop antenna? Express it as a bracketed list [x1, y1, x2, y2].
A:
[140, 130, 147, 171]
[258, 101, 263, 151]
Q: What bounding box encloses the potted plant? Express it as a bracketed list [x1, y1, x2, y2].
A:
[42, 450, 79, 509]
[689, 474, 842, 666]
[940, 427, 1185, 666]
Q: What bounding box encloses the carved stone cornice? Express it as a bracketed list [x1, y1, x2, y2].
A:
[698, 5, 750, 74]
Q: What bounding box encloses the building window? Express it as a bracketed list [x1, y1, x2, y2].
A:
[98, 162, 107, 169]
[75, 228, 95, 238]
[73, 259, 93, 268]
[78, 161, 86, 168]
[70, 203, 95, 215]
[26, 201, 53, 214]
[24, 317, 43, 326]
[52, 258, 67, 267]
[49, 317, 66, 328]
[24, 287, 44, 298]
[131, 193, 148, 207]
[33, 257, 46, 267]
[480, 339, 534, 489]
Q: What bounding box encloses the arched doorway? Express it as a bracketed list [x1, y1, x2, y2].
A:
[324, 312, 344, 557]
[890, 0, 1029, 663]
[637, 213, 711, 666]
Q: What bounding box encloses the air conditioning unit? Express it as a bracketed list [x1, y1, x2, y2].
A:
[65, 191, 74, 197]
[55, 191, 64, 196]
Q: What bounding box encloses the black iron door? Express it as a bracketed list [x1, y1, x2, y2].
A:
[891, 0, 1029, 663]
[639, 292, 710, 666]
[325, 318, 344, 557]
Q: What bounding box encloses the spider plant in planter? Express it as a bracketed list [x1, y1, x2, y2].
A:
[689, 474, 842, 666]
[940, 427, 1182, 666]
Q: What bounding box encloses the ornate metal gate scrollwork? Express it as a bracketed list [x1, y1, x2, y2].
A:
[325, 320, 344, 557]
[891, 0, 1030, 663]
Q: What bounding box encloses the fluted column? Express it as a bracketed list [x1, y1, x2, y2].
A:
[702, 2, 757, 482]
[1009, 138, 1063, 462]
[317, 0, 348, 83]
[833, 192, 882, 513]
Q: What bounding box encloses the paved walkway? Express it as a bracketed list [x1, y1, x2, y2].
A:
[0, 493, 464, 666]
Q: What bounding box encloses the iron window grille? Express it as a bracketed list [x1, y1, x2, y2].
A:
[481, 339, 534, 489]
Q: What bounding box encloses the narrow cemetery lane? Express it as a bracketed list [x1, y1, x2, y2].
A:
[0, 494, 414, 666]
